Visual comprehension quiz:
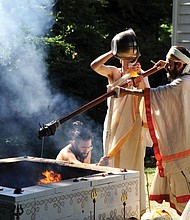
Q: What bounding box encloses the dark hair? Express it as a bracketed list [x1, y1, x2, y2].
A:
[71, 121, 94, 143]
[177, 46, 190, 58]
[172, 46, 190, 73]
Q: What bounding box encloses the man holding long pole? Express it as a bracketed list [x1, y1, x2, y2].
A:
[90, 29, 152, 215]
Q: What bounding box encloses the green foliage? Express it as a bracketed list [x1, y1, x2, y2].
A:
[159, 22, 172, 43]
[45, 0, 173, 122]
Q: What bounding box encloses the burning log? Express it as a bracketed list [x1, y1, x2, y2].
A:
[38, 65, 163, 139]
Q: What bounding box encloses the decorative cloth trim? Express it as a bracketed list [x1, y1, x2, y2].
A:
[150, 194, 190, 204]
[162, 148, 190, 162]
[150, 194, 182, 215]
[149, 193, 190, 216]
[144, 88, 164, 177]
[149, 194, 170, 203]
[177, 194, 190, 203]
[108, 123, 135, 159]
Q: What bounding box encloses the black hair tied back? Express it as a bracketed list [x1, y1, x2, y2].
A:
[73, 121, 84, 131]
[72, 121, 93, 142]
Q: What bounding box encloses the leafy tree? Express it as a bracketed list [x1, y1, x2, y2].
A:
[46, 0, 172, 123]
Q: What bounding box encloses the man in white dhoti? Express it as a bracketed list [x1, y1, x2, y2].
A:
[90, 29, 151, 215]
[136, 46, 190, 216]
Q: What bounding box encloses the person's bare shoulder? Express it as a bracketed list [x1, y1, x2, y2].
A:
[56, 144, 71, 161]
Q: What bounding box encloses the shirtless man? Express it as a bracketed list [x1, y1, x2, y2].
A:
[56, 121, 109, 166]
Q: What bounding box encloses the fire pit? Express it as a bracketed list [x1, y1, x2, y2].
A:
[0, 156, 140, 219]
[0, 157, 101, 188]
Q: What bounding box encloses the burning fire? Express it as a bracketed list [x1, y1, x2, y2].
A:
[38, 170, 61, 184]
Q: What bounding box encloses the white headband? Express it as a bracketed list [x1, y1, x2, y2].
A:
[166, 46, 190, 74]
[166, 46, 190, 64]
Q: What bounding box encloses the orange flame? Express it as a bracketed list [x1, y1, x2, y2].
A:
[38, 170, 61, 184]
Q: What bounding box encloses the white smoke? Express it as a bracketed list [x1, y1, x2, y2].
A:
[0, 0, 61, 157]
[0, 0, 103, 161]
[0, 0, 53, 116]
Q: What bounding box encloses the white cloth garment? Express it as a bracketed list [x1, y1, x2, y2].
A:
[103, 74, 151, 214]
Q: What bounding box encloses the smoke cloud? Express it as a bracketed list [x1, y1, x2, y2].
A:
[0, 0, 103, 162]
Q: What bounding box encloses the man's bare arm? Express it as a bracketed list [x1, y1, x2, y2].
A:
[90, 51, 114, 78]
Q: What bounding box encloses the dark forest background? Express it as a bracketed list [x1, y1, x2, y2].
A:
[47, 0, 172, 123]
[0, 0, 172, 163]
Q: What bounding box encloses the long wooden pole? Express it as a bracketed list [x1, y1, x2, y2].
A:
[38, 65, 162, 139]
